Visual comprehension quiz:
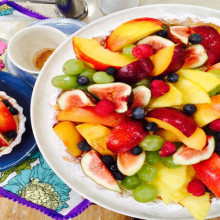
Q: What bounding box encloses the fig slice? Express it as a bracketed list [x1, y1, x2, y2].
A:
[183, 44, 208, 69]
[173, 136, 214, 165]
[81, 150, 121, 192]
[117, 151, 146, 176]
[88, 83, 132, 113]
[57, 89, 96, 110]
[168, 26, 191, 44]
[137, 35, 174, 53]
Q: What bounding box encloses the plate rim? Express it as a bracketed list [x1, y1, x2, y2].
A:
[31, 4, 220, 219]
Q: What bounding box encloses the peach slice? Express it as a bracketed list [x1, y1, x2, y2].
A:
[106, 17, 163, 52]
[72, 37, 136, 70]
[57, 106, 126, 127]
[193, 95, 220, 127]
[53, 121, 83, 157]
[76, 123, 114, 156]
[150, 44, 186, 76]
[155, 129, 179, 142]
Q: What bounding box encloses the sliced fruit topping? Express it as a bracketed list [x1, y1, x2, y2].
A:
[137, 35, 174, 53]
[76, 123, 114, 156]
[72, 37, 136, 70]
[183, 44, 208, 68]
[178, 69, 220, 93]
[0, 131, 10, 147]
[94, 100, 116, 116]
[193, 95, 220, 127]
[150, 44, 186, 76]
[88, 83, 132, 113]
[155, 129, 179, 142]
[150, 80, 170, 97]
[115, 58, 154, 85]
[206, 62, 220, 72]
[168, 26, 191, 44]
[106, 17, 163, 52]
[117, 150, 145, 176]
[159, 142, 177, 157]
[192, 25, 220, 65]
[193, 152, 220, 197]
[173, 136, 215, 165]
[57, 106, 126, 127]
[81, 150, 121, 192]
[0, 100, 17, 133]
[132, 44, 153, 59]
[53, 121, 83, 157]
[57, 89, 96, 110]
[107, 119, 148, 153]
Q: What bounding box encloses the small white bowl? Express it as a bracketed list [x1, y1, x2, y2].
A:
[7, 25, 67, 75]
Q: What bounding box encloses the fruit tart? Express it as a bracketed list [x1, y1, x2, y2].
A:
[51, 16, 220, 220]
[0, 91, 26, 156]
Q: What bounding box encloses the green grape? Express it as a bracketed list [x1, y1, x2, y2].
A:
[80, 68, 96, 83]
[63, 59, 84, 75]
[121, 175, 141, 190]
[133, 184, 158, 203]
[208, 69, 220, 78]
[76, 85, 88, 92]
[138, 164, 157, 182]
[162, 156, 180, 169]
[145, 151, 161, 165]
[132, 78, 151, 88]
[123, 44, 135, 58]
[93, 71, 114, 84]
[208, 84, 220, 97]
[52, 75, 77, 89]
[139, 135, 165, 151]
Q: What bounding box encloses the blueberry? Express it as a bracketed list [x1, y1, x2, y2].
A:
[188, 33, 202, 44]
[102, 155, 114, 166]
[205, 186, 212, 193]
[5, 131, 17, 139]
[130, 146, 143, 155]
[215, 139, 220, 153]
[106, 67, 117, 76]
[77, 76, 90, 86]
[9, 107, 18, 115]
[151, 76, 165, 82]
[109, 163, 118, 172]
[144, 122, 158, 132]
[113, 171, 125, 180]
[2, 99, 10, 107]
[183, 104, 197, 114]
[167, 73, 179, 83]
[77, 140, 91, 151]
[132, 107, 145, 119]
[156, 30, 168, 38]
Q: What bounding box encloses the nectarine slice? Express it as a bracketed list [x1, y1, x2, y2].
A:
[72, 37, 136, 70]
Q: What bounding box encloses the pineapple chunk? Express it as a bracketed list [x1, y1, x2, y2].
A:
[148, 83, 183, 109]
[173, 76, 210, 104]
[178, 69, 220, 92]
[76, 123, 114, 156]
[180, 193, 210, 220]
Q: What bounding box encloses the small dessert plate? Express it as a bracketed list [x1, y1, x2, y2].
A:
[0, 71, 36, 171]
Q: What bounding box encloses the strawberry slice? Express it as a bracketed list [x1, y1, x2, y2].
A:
[0, 100, 17, 132]
[193, 153, 220, 197]
[192, 25, 220, 66]
[106, 119, 148, 153]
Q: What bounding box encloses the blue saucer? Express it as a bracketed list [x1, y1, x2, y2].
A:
[5, 18, 85, 87]
[0, 71, 36, 171]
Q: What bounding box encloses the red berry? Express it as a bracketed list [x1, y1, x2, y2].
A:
[187, 179, 206, 197]
[209, 119, 220, 132]
[159, 142, 176, 157]
[150, 80, 170, 97]
[94, 100, 115, 116]
[132, 44, 153, 59]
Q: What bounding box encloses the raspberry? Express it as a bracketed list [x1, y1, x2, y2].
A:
[150, 80, 170, 97]
[159, 142, 176, 157]
[187, 179, 206, 197]
[209, 119, 220, 132]
[132, 44, 153, 59]
[94, 100, 115, 116]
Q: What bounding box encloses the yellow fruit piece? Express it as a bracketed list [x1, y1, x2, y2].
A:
[76, 123, 114, 156]
[155, 129, 179, 142]
[178, 69, 220, 92]
[173, 76, 210, 104]
[53, 121, 83, 157]
[156, 163, 187, 191]
[180, 193, 210, 220]
[148, 83, 183, 109]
